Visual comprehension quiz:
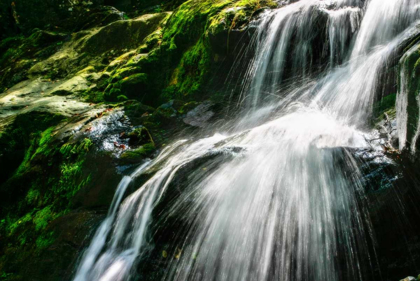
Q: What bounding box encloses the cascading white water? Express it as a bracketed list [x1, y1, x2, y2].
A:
[325, 6, 362, 67]
[351, 0, 420, 58]
[73, 0, 420, 280]
[241, 0, 323, 108]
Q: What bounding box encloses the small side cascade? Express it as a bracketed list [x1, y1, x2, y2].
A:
[396, 42, 420, 154]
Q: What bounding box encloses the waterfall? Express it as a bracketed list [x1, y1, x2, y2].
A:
[73, 0, 420, 280]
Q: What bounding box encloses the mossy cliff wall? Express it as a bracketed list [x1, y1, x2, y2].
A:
[101, 0, 277, 104]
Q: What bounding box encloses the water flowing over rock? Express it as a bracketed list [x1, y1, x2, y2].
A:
[71, 1, 420, 281]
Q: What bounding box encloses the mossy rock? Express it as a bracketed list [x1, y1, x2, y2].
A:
[105, 73, 151, 102]
[0, 30, 64, 61]
[109, 66, 143, 83]
[154, 100, 184, 118]
[127, 127, 154, 147]
[373, 93, 397, 123]
[0, 209, 105, 281]
[0, 30, 66, 90]
[135, 0, 276, 103]
[81, 12, 170, 55]
[0, 112, 64, 188]
[120, 142, 156, 163]
[140, 29, 163, 53]
[0, 110, 125, 279]
[124, 101, 155, 116]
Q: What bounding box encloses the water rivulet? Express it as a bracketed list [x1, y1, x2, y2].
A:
[73, 0, 420, 280]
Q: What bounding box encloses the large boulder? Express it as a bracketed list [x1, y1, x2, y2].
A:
[81, 12, 170, 55]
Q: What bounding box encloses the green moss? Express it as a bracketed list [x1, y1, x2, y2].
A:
[126, 0, 277, 103]
[0, 117, 94, 269]
[0, 35, 25, 51]
[373, 93, 397, 121]
[162, 0, 232, 50]
[105, 73, 149, 101]
[31, 127, 56, 160]
[60, 138, 93, 158]
[110, 66, 143, 83]
[102, 1, 230, 105]
[237, 0, 277, 9]
[35, 231, 55, 250]
[0, 112, 64, 186]
[124, 101, 155, 119]
[140, 142, 156, 155]
[55, 138, 93, 200]
[82, 89, 106, 103]
[165, 39, 211, 99]
[141, 29, 163, 52]
[128, 127, 154, 146]
[117, 94, 128, 101]
[120, 143, 156, 162]
[25, 189, 41, 205]
[208, 0, 276, 34]
[8, 213, 32, 235]
[0, 272, 15, 279]
[33, 206, 54, 231]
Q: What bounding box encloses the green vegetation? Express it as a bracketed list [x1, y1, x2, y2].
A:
[121, 143, 156, 163]
[373, 93, 397, 122]
[99, 0, 278, 105]
[0, 112, 95, 277]
[157, 0, 277, 101]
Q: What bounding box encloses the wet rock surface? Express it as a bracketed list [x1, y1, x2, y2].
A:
[183, 101, 215, 127]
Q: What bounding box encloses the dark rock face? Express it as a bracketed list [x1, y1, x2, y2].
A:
[366, 155, 420, 281]
[104, 0, 131, 11]
[73, 6, 125, 32]
[104, 0, 187, 13]
[300, 146, 420, 281]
